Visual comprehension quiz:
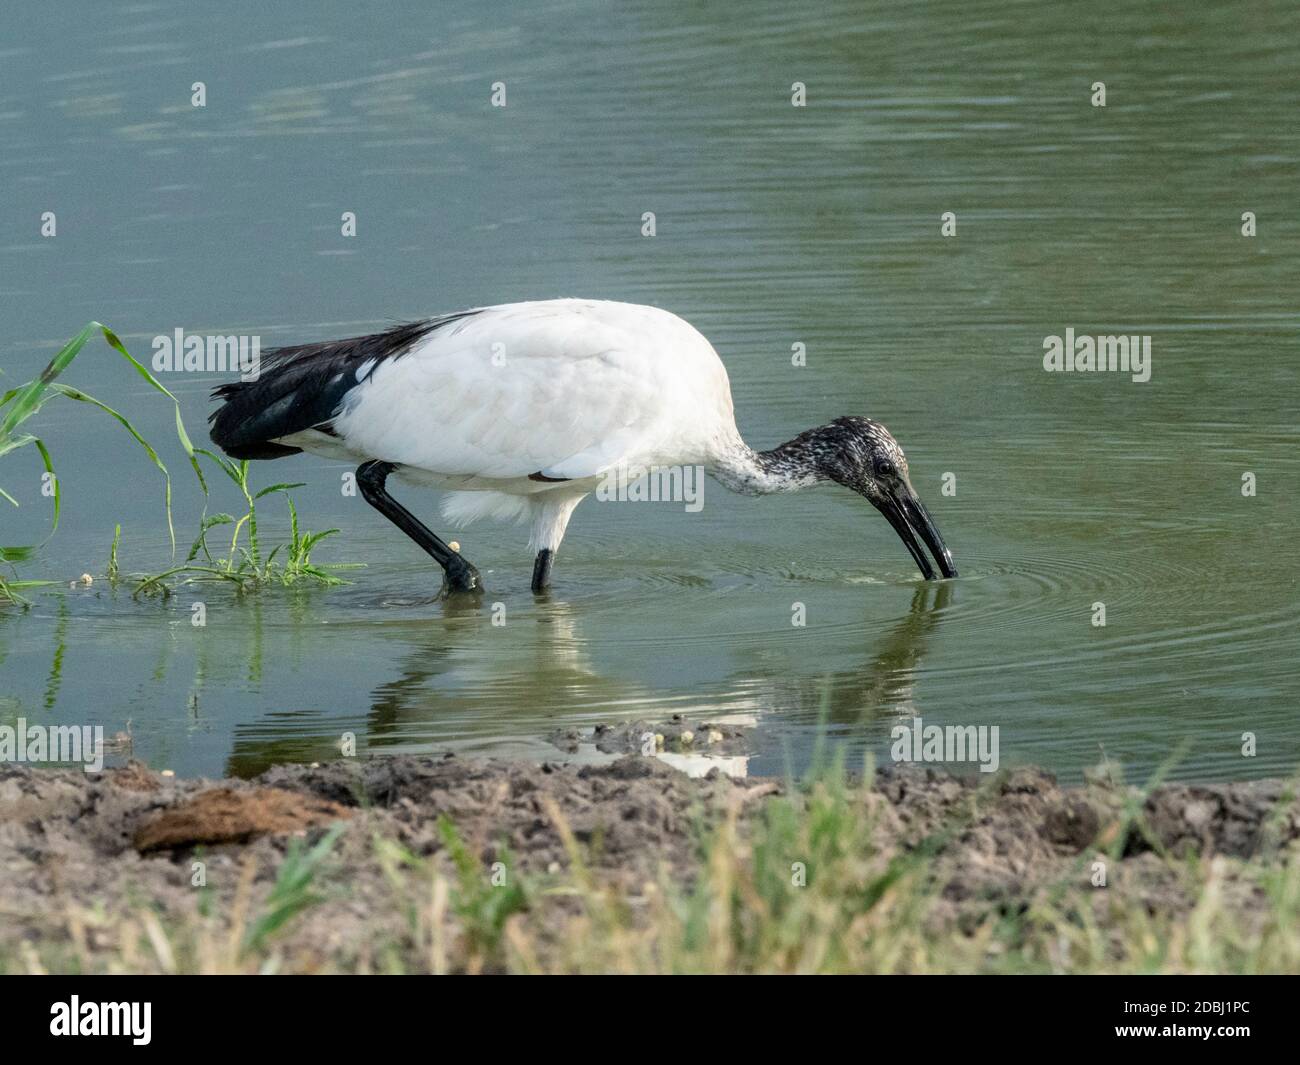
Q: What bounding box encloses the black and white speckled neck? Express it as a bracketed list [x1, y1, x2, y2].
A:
[710, 416, 904, 496]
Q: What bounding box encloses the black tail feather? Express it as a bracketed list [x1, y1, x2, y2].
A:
[208, 313, 478, 460]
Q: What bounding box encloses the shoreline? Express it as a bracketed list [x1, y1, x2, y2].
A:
[3, 753, 1297, 973]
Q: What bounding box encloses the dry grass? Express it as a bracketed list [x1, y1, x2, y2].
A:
[8, 761, 1299, 975]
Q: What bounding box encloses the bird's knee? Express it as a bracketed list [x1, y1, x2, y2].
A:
[356, 460, 394, 502]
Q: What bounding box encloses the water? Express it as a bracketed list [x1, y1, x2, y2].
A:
[2, 0, 1297, 783]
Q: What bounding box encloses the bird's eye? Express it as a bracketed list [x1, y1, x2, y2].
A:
[874, 458, 896, 478]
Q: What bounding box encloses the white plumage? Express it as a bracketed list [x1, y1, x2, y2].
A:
[280, 299, 741, 553]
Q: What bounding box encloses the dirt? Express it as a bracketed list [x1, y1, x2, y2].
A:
[1, 752, 1296, 972]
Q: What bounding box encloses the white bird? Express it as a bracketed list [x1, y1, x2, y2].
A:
[210, 299, 956, 594]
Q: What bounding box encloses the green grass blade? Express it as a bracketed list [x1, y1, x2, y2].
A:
[0, 434, 60, 541]
[91, 323, 207, 498]
[107, 524, 121, 582]
[46, 383, 174, 552]
[0, 323, 97, 440]
[1, 323, 211, 576]
[195, 447, 243, 486]
[253, 482, 306, 500]
[32, 438, 58, 537]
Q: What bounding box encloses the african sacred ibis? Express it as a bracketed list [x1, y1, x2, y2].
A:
[209, 299, 956, 594]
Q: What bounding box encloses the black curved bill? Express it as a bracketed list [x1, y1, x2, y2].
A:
[877, 490, 957, 581]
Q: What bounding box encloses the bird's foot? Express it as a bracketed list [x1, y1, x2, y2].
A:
[439, 557, 483, 597]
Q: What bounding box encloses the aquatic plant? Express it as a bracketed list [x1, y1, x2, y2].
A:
[129, 450, 359, 596]
[0, 323, 201, 605]
[0, 322, 355, 605]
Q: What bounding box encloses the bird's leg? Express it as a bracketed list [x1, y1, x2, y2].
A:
[356, 461, 482, 594]
[531, 548, 554, 594]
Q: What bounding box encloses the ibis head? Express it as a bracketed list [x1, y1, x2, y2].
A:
[809, 416, 958, 581]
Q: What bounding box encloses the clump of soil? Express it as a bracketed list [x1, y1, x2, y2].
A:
[134, 788, 353, 852]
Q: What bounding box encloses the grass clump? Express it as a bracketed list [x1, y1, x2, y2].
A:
[0, 321, 357, 604]
[130, 451, 358, 597]
[1, 323, 201, 605]
[241, 825, 346, 961]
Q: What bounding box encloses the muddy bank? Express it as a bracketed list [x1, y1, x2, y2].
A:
[1, 753, 1296, 972]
